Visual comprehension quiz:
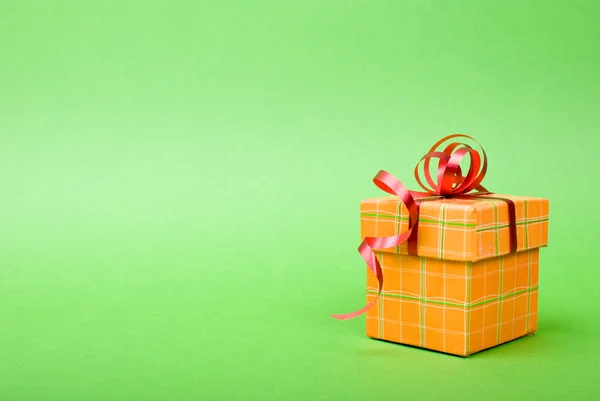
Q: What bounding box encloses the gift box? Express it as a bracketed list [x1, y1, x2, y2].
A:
[332, 135, 549, 357]
[362, 195, 548, 356]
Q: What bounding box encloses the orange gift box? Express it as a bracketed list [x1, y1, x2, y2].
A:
[336, 134, 551, 356]
[361, 195, 549, 356]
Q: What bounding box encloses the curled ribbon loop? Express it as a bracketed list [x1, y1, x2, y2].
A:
[415, 134, 488, 195]
[331, 134, 493, 320]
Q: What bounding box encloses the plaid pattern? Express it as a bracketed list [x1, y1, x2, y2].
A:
[360, 194, 549, 262]
[365, 249, 539, 356]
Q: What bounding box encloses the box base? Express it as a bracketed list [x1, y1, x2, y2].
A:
[365, 249, 540, 357]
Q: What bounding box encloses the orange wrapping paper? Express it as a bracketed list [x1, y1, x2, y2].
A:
[360, 194, 548, 356]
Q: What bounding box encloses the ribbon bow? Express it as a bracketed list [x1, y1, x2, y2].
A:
[331, 134, 515, 320]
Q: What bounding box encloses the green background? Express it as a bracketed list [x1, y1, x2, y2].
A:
[1, 1, 599, 400]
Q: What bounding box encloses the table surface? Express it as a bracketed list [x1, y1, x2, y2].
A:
[2, 1, 599, 400]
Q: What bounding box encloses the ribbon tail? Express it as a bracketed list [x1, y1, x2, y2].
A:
[331, 170, 417, 320]
[330, 239, 383, 320]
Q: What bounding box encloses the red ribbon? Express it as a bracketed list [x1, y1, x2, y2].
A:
[331, 134, 517, 320]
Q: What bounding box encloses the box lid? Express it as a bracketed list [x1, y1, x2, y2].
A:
[360, 194, 549, 262]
